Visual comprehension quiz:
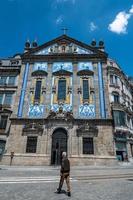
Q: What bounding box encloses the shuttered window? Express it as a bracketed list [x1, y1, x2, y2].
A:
[58, 79, 66, 100]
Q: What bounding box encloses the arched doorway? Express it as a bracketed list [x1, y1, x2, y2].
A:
[51, 128, 67, 165]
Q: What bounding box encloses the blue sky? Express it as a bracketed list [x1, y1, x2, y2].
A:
[0, 0, 133, 76]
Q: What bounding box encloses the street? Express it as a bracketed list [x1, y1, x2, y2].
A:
[0, 165, 133, 200]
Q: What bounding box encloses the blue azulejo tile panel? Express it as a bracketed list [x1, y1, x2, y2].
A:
[17, 63, 30, 117]
[98, 62, 106, 118]
[51, 104, 72, 112]
[28, 104, 45, 118]
[79, 104, 95, 118]
[76, 46, 93, 54]
[35, 47, 50, 55]
[78, 62, 93, 72]
[33, 62, 48, 72]
[52, 62, 73, 73]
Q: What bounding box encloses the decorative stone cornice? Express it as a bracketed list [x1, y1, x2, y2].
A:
[22, 122, 44, 136]
[76, 123, 98, 137]
[0, 105, 12, 113]
[111, 102, 133, 116]
[21, 54, 107, 63]
[107, 66, 131, 88]
[47, 108, 74, 121]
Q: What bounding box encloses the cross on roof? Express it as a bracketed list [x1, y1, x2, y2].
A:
[61, 28, 68, 35]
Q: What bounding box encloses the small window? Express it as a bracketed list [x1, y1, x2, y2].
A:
[113, 93, 119, 103]
[0, 93, 3, 104]
[127, 115, 130, 127]
[115, 76, 118, 85]
[34, 80, 42, 101]
[0, 76, 7, 85]
[113, 110, 126, 126]
[8, 76, 16, 85]
[110, 75, 113, 84]
[132, 119, 133, 128]
[26, 136, 37, 153]
[58, 79, 66, 100]
[83, 79, 89, 100]
[0, 115, 8, 129]
[0, 140, 6, 155]
[4, 93, 13, 105]
[83, 137, 94, 154]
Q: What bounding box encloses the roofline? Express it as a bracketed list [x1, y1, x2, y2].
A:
[22, 34, 108, 57]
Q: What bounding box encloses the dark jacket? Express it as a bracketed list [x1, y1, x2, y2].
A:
[61, 157, 70, 173]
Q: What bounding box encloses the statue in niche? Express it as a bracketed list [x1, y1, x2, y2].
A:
[62, 46, 66, 53]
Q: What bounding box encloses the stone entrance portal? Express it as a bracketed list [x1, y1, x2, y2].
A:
[51, 128, 67, 165]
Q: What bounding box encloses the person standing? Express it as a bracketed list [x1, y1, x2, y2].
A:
[56, 152, 71, 197]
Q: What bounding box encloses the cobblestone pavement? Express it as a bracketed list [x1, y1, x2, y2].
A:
[0, 165, 133, 200]
[0, 178, 133, 200]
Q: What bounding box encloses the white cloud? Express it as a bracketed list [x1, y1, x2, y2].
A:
[108, 5, 133, 34]
[89, 22, 98, 32]
[56, 15, 63, 25]
[129, 5, 133, 14]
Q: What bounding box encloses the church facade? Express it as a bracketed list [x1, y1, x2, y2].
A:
[0, 34, 133, 166]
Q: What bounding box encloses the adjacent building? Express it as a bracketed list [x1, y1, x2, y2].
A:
[0, 34, 133, 165]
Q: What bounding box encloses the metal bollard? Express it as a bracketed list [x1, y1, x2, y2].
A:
[10, 152, 14, 166]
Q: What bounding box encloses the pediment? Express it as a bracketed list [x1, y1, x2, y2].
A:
[23, 35, 107, 58]
[34, 42, 94, 55]
[52, 62, 73, 75]
[77, 62, 94, 75]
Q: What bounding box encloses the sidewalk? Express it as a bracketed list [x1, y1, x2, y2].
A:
[0, 162, 133, 178]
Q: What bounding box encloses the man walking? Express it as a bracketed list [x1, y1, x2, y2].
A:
[56, 152, 71, 197]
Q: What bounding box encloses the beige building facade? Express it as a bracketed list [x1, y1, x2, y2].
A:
[0, 35, 132, 166]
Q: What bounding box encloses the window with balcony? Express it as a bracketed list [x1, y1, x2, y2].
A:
[83, 137, 94, 154]
[8, 76, 16, 85]
[0, 76, 7, 85]
[0, 93, 13, 105]
[4, 93, 13, 105]
[0, 76, 16, 86]
[0, 115, 8, 129]
[26, 136, 37, 153]
[113, 111, 126, 126]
